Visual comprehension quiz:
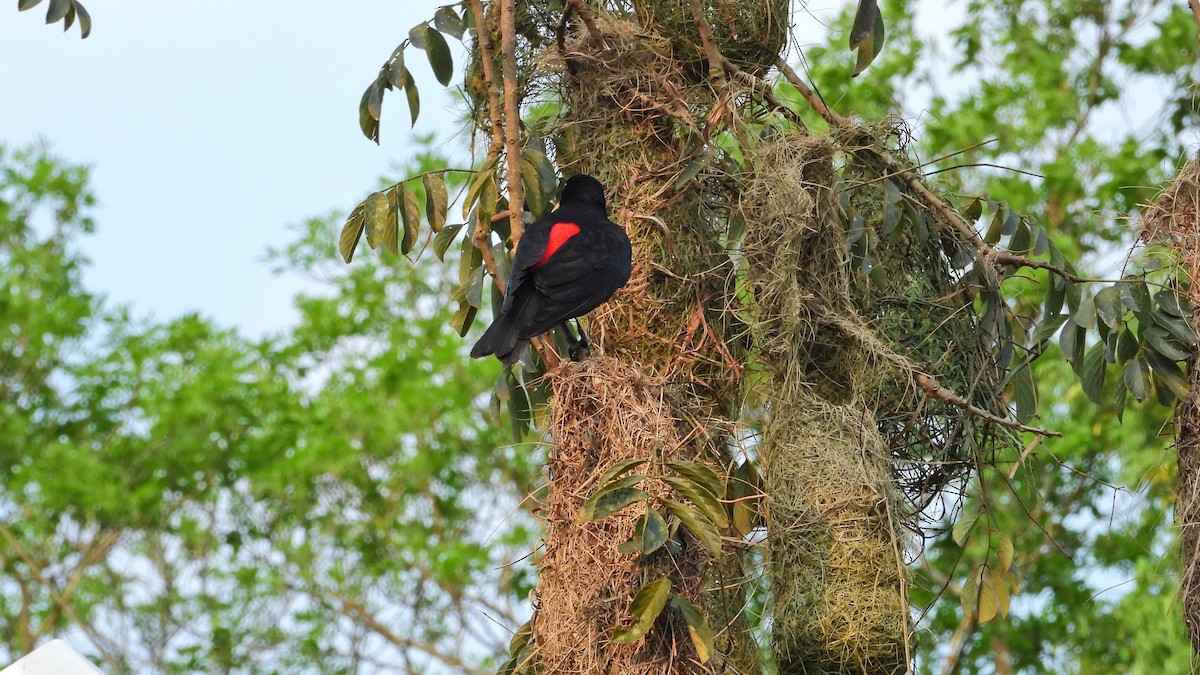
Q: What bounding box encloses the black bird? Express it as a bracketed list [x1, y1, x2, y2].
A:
[471, 174, 632, 364]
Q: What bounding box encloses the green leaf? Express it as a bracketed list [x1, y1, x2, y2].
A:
[1153, 309, 1196, 345]
[434, 6, 466, 40]
[960, 565, 982, 618]
[46, 0, 69, 23]
[422, 172, 449, 233]
[881, 179, 902, 238]
[449, 303, 477, 337]
[952, 506, 979, 547]
[1155, 289, 1188, 317]
[1123, 356, 1151, 401]
[672, 596, 714, 664]
[433, 223, 463, 261]
[665, 499, 723, 555]
[75, 2, 90, 37]
[1031, 312, 1069, 345]
[18, 0, 44, 11]
[663, 475, 728, 529]
[339, 203, 366, 263]
[1094, 285, 1124, 329]
[1144, 326, 1191, 361]
[593, 459, 648, 492]
[387, 49, 409, 89]
[1079, 342, 1106, 405]
[612, 577, 672, 644]
[358, 86, 380, 144]
[1146, 349, 1190, 400]
[1121, 279, 1151, 317]
[984, 202, 1008, 244]
[1011, 363, 1037, 424]
[424, 28, 455, 86]
[1116, 326, 1139, 364]
[379, 187, 400, 254]
[672, 157, 706, 192]
[399, 183, 421, 255]
[849, 0, 885, 76]
[637, 506, 669, 555]
[665, 460, 724, 500]
[463, 166, 495, 220]
[404, 78, 421, 127]
[363, 191, 390, 251]
[580, 476, 648, 522]
[408, 23, 429, 49]
[1059, 323, 1084, 367]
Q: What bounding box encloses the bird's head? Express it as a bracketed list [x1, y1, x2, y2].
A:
[559, 174, 607, 210]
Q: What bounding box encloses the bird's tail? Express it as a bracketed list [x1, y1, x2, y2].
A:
[470, 313, 529, 364]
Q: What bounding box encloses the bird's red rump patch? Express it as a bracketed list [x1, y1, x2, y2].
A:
[535, 222, 580, 268]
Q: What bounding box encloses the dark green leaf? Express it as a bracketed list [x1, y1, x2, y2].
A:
[1094, 286, 1124, 329]
[728, 460, 761, 536]
[665, 499, 723, 555]
[339, 203, 366, 263]
[881, 180, 902, 237]
[672, 596, 714, 664]
[18, 0, 44, 11]
[665, 460, 724, 500]
[1011, 363, 1037, 424]
[1007, 219, 1031, 255]
[388, 52, 409, 90]
[849, 0, 885, 76]
[1155, 289, 1187, 317]
[1121, 280, 1152, 322]
[404, 78, 420, 127]
[424, 28, 455, 86]
[46, 0, 69, 23]
[358, 86, 380, 144]
[593, 459, 649, 491]
[1123, 356, 1151, 401]
[399, 183, 421, 254]
[1072, 296, 1097, 330]
[1080, 343, 1106, 405]
[638, 506, 669, 555]
[1146, 349, 1190, 400]
[433, 223, 463, 261]
[1153, 309, 1196, 345]
[449, 303, 477, 337]
[1144, 327, 1191, 361]
[663, 476, 728, 529]
[1116, 326, 1139, 364]
[612, 577, 672, 644]
[458, 234, 482, 287]
[672, 157, 706, 192]
[75, 2, 90, 37]
[984, 202, 1007, 244]
[580, 474, 648, 522]
[464, 166, 495, 220]
[1032, 312, 1069, 345]
[434, 6, 466, 39]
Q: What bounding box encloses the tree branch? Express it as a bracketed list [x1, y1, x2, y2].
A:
[498, 0, 525, 246]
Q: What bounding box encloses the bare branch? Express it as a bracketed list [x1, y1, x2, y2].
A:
[498, 0, 525, 246]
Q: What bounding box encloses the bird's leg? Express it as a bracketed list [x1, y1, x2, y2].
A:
[559, 320, 591, 361]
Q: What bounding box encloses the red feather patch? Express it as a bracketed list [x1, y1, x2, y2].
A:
[535, 222, 580, 268]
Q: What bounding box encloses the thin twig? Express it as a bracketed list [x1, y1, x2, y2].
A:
[1190, 0, 1200, 48]
[685, 0, 726, 86]
[499, 0, 526, 246]
[913, 371, 1060, 437]
[565, 0, 602, 43]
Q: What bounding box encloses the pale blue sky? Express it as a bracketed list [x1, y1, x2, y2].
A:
[2, 2, 953, 337]
[3, 2, 462, 336]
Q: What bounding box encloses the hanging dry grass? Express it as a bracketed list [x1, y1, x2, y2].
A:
[1140, 154, 1200, 652]
[533, 357, 712, 674]
[740, 134, 910, 671]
